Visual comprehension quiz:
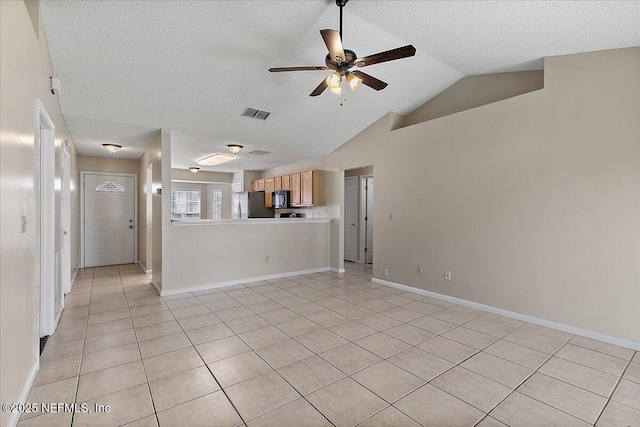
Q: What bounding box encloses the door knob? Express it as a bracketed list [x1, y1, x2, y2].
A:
[351, 223, 355, 226]
[129, 219, 133, 222]
[129, 225, 134, 229]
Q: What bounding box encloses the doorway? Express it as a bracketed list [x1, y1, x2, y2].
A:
[81, 172, 137, 267]
[361, 175, 374, 264]
[145, 165, 153, 274]
[344, 176, 358, 262]
[36, 99, 62, 338]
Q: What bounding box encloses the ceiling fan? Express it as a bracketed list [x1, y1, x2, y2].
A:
[269, 0, 416, 98]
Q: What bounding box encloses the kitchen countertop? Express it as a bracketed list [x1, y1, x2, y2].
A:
[172, 218, 332, 226]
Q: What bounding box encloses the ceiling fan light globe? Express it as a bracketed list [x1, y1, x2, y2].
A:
[346, 73, 362, 91]
[329, 86, 342, 96]
[326, 72, 342, 88]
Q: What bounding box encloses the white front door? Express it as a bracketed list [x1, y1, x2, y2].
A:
[84, 174, 135, 267]
[344, 176, 358, 262]
[365, 177, 374, 264]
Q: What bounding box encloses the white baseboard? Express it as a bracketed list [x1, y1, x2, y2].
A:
[8, 362, 39, 427]
[372, 277, 640, 351]
[150, 280, 161, 295]
[71, 266, 79, 286]
[161, 267, 331, 296]
[330, 268, 346, 273]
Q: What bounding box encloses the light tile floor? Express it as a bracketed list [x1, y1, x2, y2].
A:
[19, 262, 640, 426]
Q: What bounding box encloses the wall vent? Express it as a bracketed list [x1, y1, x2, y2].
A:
[242, 107, 270, 120]
[248, 150, 270, 155]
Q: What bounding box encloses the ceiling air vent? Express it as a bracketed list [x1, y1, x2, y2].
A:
[241, 107, 270, 120]
[248, 150, 270, 155]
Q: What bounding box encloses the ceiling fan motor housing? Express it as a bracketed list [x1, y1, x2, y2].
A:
[325, 49, 357, 73]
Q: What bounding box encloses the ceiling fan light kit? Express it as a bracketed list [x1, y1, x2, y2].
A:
[268, 0, 416, 101]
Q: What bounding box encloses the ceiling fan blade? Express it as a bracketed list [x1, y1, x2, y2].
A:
[310, 78, 328, 97]
[269, 66, 329, 72]
[351, 71, 388, 91]
[320, 29, 346, 63]
[355, 45, 416, 68]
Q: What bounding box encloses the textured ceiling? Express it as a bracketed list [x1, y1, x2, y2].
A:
[41, 1, 640, 172]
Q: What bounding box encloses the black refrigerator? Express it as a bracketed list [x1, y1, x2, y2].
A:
[248, 191, 274, 218]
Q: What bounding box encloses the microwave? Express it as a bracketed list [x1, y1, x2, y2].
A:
[273, 190, 292, 209]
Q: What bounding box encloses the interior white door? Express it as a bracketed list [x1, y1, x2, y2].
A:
[84, 174, 135, 267]
[344, 177, 358, 262]
[365, 177, 374, 264]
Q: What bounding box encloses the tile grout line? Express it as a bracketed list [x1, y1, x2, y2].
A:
[165, 299, 249, 427]
[120, 265, 161, 427]
[592, 355, 636, 426]
[69, 268, 93, 427]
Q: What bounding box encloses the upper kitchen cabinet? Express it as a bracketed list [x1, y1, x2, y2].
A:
[281, 175, 290, 190]
[256, 179, 265, 191]
[290, 173, 301, 206]
[250, 180, 258, 192]
[264, 178, 275, 207]
[292, 170, 325, 207]
[274, 176, 282, 191]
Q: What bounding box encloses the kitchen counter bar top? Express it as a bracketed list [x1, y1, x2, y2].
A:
[172, 218, 332, 226]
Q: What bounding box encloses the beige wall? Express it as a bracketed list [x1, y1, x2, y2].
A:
[171, 168, 233, 183]
[163, 222, 330, 292]
[138, 132, 160, 272]
[345, 165, 373, 178]
[399, 70, 544, 128]
[79, 155, 140, 175]
[0, 1, 80, 426]
[261, 48, 640, 343]
[137, 131, 165, 287]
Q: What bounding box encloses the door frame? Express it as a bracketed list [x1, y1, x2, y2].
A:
[35, 99, 58, 338]
[80, 171, 138, 268]
[61, 140, 72, 294]
[359, 174, 373, 264]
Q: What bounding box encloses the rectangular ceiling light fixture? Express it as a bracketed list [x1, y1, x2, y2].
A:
[242, 107, 270, 120]
[197, 153, 236, 166]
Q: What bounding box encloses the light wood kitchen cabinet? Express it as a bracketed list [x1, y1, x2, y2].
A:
[289, 170, 325, 207]
[250, 180, 258, 192]
[281, 175, 290, 190]
[301, 170, 325, 206]
[256, 179, 265, 191]
[290, 173, 301, 206]
[274, 176, 282, 191]
[264, 178, 275, 207]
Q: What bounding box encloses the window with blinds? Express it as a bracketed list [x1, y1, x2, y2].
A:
[212, 190, 223, 219]
[171, 189, 200, 220]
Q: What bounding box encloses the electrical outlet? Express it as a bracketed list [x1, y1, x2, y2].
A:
[444, 271, 451, 281]
[20, 215, 27, 233]
[383, 268, 389, 277]
[325, 206, 329, 212]
[265, 255, 270, 263]
[417, 265, 423, 275]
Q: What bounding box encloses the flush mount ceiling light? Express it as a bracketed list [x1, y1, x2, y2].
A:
[197, 153, 236, 166]
[227, 144, 243, 155]
[188, 167, 200, 173]
[102, 143, 122, 154]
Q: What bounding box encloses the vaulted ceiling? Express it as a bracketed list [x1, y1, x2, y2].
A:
[41, 1, 640, 172]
